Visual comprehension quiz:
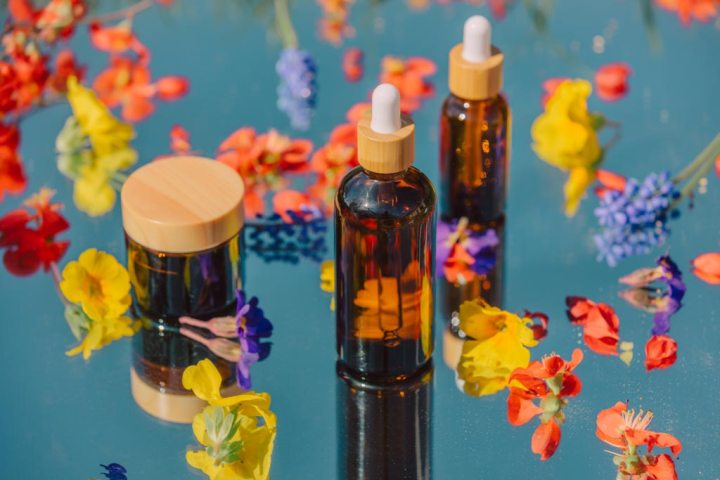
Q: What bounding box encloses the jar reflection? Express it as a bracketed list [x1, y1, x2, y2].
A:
[337, 363, 432, 480]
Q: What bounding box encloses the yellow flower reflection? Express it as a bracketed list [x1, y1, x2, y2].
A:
[65, 311, 137, 360]
[61, 77, 137, 216]
[455, 300, 539, 397]
[183, 360, 277, 480]
[532, 79, 603, 216]
[320, 259, 336, 311]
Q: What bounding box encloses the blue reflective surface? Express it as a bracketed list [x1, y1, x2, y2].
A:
[1, 1, 719, 478]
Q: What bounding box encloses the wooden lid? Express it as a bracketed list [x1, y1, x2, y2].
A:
[448, 44, 504, 100]
[130, 368, 241, 424]
[121, 156, 244, 253]
[357, 111, 415, 174]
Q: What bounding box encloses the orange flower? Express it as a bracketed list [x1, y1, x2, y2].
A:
[317, 0, 354, 45]
[566, 296, 620, 356]
[342, 48, 364, 82]
[93, 56, 189, 122]
[644, 335, 677, 371]
[507, 349, 583, 461]
[272, 189, 320, 223]
[379, 56, 436, 112]
[655, 0, 718, 24]
[442, 243, 475, 285]
[169, 124, 191, 154]
[596, 401, 681, 478]
[311, 123, 357, 175]
[595, 63, 632, 102]
[217, 128, 312, 217]
[594, 169, 627, 197]
[10, 53, 49, 112]
[691, 252, 720, 284]
[0, 122, 26, 201]
[89, 21, 143, 54]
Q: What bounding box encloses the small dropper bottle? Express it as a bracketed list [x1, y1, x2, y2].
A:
[335, 84, 436, 383]
[440, 15, 510, 226]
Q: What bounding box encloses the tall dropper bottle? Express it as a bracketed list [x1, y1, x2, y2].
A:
[440, 15, 509, 226]
[335, 84, 436, 383]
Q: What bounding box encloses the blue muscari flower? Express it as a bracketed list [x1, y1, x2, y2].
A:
[100, 463, 127, 480]
[594, 170, 679, 266]
[276, 48, 318, 131]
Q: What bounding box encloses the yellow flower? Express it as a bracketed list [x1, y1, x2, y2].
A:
[60, 248, 131, 321]
[320, 260, 336, 311]
[564, 167, 596, 216]
[64, 77, 137, 216]
[532, 79, 602, 170]
[455, 300, 538, 397]
[532, 79, 604, 215]
[66, 314, 138, 360]
[183, 360, 277, 480]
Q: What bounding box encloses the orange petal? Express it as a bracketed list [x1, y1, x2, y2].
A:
[404, 57, 437, 76]
[626, 429, 682, 456]
[155, 76, 189, 100]
[531, 419, 562, 461]
[122, 94, 155, 122]
[644, 453, 678, 480]
[596, 169, 627, 192]
[691, 252, 720, 284]
[507, 392, 543, 426]
[595, 401, 627, 448]
[595, 63, 631, 102]
[644, 335, 678, 372]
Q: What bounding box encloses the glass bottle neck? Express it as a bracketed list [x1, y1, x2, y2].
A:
[363, 168, 408, 181]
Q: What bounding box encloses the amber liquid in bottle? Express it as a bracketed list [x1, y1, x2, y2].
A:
[439, 93, 509, 316]
[335, 166, 436, 382]
[337, 362, 432, 480]
[127, 234, 244, 390]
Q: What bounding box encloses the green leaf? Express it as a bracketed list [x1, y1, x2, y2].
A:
[64, 305, 90, 341]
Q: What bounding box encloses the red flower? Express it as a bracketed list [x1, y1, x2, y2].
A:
[595, 63, 632, 102]
[9, 53, 50, 113]
[507, 349, 583, 461]
[169, 124, 191, 154]
[714, 155, 719, 179]
[0, 188, 69, 276]
[645, 335, 678, 371]
[379, 56, 436, 113]
[691, 252, 720, 285]
[566, 296, 620, 356]
[0, 123, 27, 201]
[9, 0, 86, 43]
[93, 56, 189, 122]
[655, 0, 718, 24]
[596, 401, 681, 478]
[342, 48, 364, 83]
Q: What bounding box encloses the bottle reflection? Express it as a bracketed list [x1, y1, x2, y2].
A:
[440, 221, 505, 326]
[337, 364, 432, 480]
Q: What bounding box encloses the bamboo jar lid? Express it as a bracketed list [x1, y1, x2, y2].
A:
[121, 156, 245, 254]
[357, 111, 415, 174]
[448, 44, 504, 101]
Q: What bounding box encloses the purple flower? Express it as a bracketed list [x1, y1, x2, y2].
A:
[436, 217, 499, 276]
[594, 171, 679, 266]
[276, 48, 317, 131]
[234, 290, 273, 389]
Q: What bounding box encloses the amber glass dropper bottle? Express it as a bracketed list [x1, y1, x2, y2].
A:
[440, 15, 509, 226]
[335, 84, 436, 383]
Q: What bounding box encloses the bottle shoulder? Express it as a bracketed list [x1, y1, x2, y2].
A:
[336, 166, 436, 224]
[441, 93, 509, 121]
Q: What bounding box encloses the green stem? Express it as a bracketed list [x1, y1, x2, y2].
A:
[274, 0, 298, 49]
[81, 0, 154, 24]
[672, 133, 720, 184]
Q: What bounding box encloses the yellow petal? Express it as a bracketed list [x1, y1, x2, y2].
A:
[564, 167, 596, 217]
[183, 359, 223, 403]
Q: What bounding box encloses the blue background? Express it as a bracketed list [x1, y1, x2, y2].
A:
[1, 0, 719, 478]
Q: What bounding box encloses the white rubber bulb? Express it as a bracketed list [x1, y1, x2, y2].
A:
[370, 83, 401, 134]
[462, 15, 491, 63]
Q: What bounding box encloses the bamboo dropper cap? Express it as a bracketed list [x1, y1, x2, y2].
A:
[121, 156, 245, 254]
[357, 84, 415, 174]
[448, 15, 504, 101]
